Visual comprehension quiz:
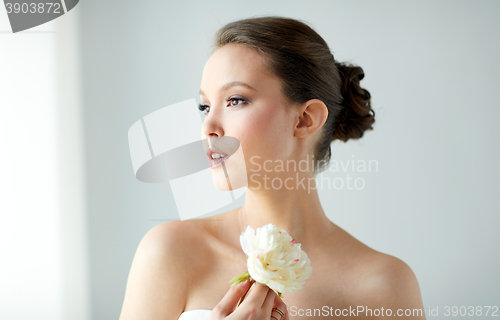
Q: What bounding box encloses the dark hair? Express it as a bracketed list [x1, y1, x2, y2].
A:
[213, 16, 375, 174]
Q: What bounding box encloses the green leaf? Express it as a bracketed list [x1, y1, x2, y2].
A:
[228, 271, 250, 287]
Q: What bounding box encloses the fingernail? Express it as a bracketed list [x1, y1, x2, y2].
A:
[238, 278, 249, 286]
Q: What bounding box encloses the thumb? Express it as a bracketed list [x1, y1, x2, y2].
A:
[214, 278, 251, 316]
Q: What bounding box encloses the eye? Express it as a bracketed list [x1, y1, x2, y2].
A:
[198, 103, 210, 114]
[227, 97, 246, 107]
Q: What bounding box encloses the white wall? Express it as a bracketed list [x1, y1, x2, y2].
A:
[74, 0, 499, 319]
[55, 8, 91, 320]
[0, 6, 90, 320]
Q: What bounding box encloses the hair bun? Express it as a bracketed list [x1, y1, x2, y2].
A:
[332, 62, 375, 142]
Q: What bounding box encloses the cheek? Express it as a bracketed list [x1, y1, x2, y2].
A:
[238, 107, 290, 161]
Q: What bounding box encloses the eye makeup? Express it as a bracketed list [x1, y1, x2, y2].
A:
[198, 96, 249, 114]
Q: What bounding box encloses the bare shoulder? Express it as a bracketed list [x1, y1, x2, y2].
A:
[119, 219, 212, 320]
[359, 252, 425, 319]
[361, 252, 424, 301]
[354, 250, 425, 318]
[145, 219, 211, 252]
[328, 226, 425, 319]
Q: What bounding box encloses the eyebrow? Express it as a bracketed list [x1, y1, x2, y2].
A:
[199, 81, 257, 97]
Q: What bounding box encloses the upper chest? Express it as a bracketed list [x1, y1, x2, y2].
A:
[183, 242, 365, 318]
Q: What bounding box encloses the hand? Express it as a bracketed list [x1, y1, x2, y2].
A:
[210, 278, 289, 320]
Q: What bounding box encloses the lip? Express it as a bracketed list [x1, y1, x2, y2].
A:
[206, 146, 230, 169]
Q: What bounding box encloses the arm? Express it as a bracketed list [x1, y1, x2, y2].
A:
[119, 222, 188, 320]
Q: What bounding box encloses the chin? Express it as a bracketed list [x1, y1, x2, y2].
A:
[211, 170, 246, 191]
[210, 146, 248, 191]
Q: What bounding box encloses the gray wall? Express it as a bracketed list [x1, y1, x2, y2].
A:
[78, 0, 500, 318]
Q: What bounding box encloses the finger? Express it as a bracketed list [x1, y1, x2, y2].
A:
[213, 278, 250, 316]
[272, 293, 288, 320]
[244, 281, 271, 307]
[261, 288, 275, 311]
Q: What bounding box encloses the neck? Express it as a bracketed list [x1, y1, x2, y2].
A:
[236, 170, 333, 246]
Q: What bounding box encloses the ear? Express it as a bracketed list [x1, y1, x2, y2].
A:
[293, 99, 328, 139]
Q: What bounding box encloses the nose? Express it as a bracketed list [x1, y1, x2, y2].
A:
[201, 108, 224, 140]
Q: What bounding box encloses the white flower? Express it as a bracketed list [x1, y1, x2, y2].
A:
[239, 224, 312, 294]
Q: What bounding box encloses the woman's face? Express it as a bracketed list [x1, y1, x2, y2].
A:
[200, 43, 299, 190]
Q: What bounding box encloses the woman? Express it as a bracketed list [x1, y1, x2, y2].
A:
[119, 16, 425, 320]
